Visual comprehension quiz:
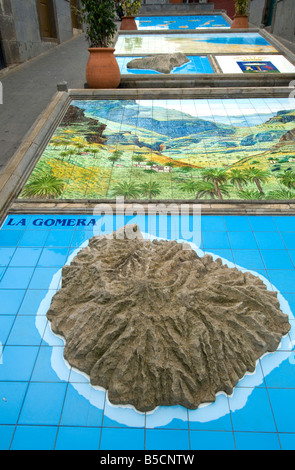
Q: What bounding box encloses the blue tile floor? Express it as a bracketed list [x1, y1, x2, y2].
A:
[0, 213, 295, 450]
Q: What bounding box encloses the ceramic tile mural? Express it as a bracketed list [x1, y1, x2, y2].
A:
[216, 55, 295, 74]
[116, 55, 214, 74]
[0, 213, 295, 450]
[20, 98, 295, 201]
[115, 33, 277, 55]
[135, 15, 230, 31]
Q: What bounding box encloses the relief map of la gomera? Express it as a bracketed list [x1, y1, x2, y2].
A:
[19, 98, 295, 201]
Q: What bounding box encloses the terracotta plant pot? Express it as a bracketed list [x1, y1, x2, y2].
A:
[86, 48, 121, 89]
[231, 15, 249, 29]
[120, 16, 138, 31]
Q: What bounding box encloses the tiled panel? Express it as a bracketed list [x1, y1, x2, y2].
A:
[0, 214, 295, 450]
[19, 97, 295, 202]
[115, 33, 277, 55]
[216, 55, 295, 74]
[135, 15, 230, 31]
[116, 55, 214, 74]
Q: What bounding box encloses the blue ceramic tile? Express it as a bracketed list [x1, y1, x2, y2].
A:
[0, 346, 39, 381]
[267, 270, 295, 293]
[0, 382, 27, 424]
[0, 425, 14, 450]
[29, 267, 61, 290]
[0, 316, 15, 344]
[227, 231, 257, 250]
[229, 387, 277, 432]
[274, 217, 295, 232]
[224, 216, 251, 232]
[190, 430, 235, 450]
[18, 289, 54, 316]
[234, 432, 281, 450]
[103, 399, 145, 428]
[202, 232, 230, 250]
[280, 433, 295, 450]
[248, 216, 277, 232]
[44, 230, 74, 248]
[18, 382, 67, 426]
[0, 267, 5, 280]
[0, 231, 23, 246]
[260, 250, 294, 270]
[60, 384, 104, 426]
[9, 248, 42, 267]
[100, 427, 145, 450]
[280, 233, 295, 250]
[254, 232, 285, 250]
[0, 267, 34, 289]
[283, 293, 295, 315]
[233, 250, 265, 270]
[146, 405, 188, 430]
[76, 215, 104, 231]
[188, 394, 232, 431]
[204, 249, 234, 265]
[2, 215, 31, 230]
[37, 247, 69, 267]
[26, 215, 56, 230]
[31, 346, 70, 382]
[70, 231, 92, 247]
[42, 322, 65, 346]
[18, 230, 48, 247]
[145, 429, 190, 450]
[0, 248, 15, 266]
[289, 250, 295, 267]
[200, 216, 226, 232]
[6, 315, 46, 346]
[261, 353, 295, 388]
[55, 426, 101, 450]
[11, 425, 57, 450]
[268, 389, 295, 433]
[0, 290, 25, 315]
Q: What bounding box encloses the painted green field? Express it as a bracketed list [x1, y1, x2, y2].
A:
[19, 99, 295, 201]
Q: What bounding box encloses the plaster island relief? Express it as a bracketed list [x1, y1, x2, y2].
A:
[46, 225, 291, 412]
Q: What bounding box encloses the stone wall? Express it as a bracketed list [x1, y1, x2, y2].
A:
[0, 0, 74, 67]
[249, 0, 268, 27]
[272, 0, 295, 44]
[249, 0, 295, 44]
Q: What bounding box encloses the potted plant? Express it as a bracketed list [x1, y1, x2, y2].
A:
[231, 0, 249, 29]
[120, 0, 142, 31]
[78, 0, 120, 89]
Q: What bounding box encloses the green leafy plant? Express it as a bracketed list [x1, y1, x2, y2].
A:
[122, 0, 142, 16]
[234, 0, 249, 16]
[21, 171, 65, 200]
[78, 0, 117, 48]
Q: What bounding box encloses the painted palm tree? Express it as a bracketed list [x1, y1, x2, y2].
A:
[266, 189, 295, 200]
[194, 181, 218, 200]
[21, 171, 65, 199]
[59, 151, 68, 160]
[277, 170, 295, 190]
[179, 179, 202, 196]
[228, 168, 248, 191]
[237, 189, 263, 200]
[139, 181, 161, 199]
[111, 181, 141, 199]
[109, 150, 123, 166]
[201, 168, 228, 200]
[244, 167, 270, 194]
[133, 154, 146, 164]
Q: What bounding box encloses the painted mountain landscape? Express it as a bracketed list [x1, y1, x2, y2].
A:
[19, 99, 295, 201]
